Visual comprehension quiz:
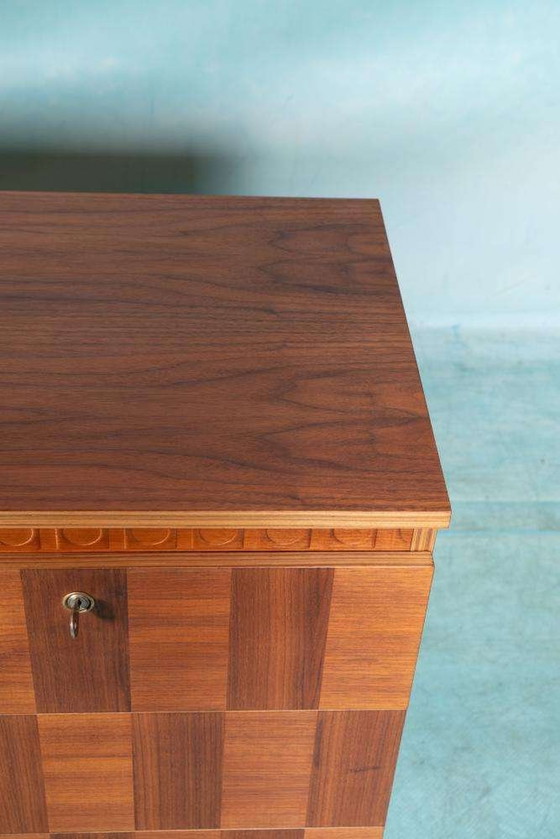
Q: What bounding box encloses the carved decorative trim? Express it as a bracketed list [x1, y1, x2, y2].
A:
[0, 527, 416, 553]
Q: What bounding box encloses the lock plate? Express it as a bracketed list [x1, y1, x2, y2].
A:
[62, 592, 96, 613]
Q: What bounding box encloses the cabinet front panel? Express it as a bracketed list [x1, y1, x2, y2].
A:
[38, 713, 135, 832]
[0, 711, 402, 833]
[228, 568, 333, 710]
[21, 569, 130, 713]
[1, 559, 432, 836]
[0, 829, 384, 839]
[221, 711, 317, 829]
[133, 713, 224, 830]
[0, 716, 48, 833]
[0, 572, 35, 713]
[128, 569, 231, 711]
[223, 832, 303, 839]
[307, 711, 404, 826]
[3, 564, 431, 715]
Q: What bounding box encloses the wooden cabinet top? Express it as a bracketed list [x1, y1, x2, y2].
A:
[0, 191, 449, 528]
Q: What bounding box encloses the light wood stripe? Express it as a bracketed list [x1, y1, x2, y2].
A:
[38, 714, 135, 831]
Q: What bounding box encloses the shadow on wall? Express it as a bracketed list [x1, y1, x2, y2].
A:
[0, 148, 239, 194]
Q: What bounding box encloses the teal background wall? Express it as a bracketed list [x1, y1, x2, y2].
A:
[1, 3, 559, 837]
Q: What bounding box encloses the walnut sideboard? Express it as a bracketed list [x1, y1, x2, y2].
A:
[0, 192, 450, 839]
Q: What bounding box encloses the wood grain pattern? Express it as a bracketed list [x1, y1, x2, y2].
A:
[0, 192, 450, 526]
[133, 713, 223, 829]
[224, 833, 303, 839]
[9, 834, 382, 839]
[22, 569, 130, 712]
[0, 715, 48, 832]
[319, 566, 433, 709]
[228, 568, 333, 710]
[128, 569, 231, 711]
[0, 571, 36, 712]
[372, 530, 414, 551]
[38, 713, 134, 831]
[0, 511, 450, 528]
[0, 550, 432, 570]
[0, 528, 415, 553]
[304, 831, 384, 839]
[50, 835, 133, 839]
[137, 834, 219, 839]
[51, 834, 221, 839]
[0, 836, 49, 839]
[0, 831, 382, 839]
[221, 711, 316, 828]
[307, 711, 404, 826]
[0, 835, 49, 839]
[410, 528, 437, 551]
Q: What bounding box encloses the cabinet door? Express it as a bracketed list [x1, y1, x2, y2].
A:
[0, 561, 431, 833]
[2, 564, 432, 714]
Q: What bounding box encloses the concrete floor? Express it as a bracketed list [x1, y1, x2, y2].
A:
[386, 328, 560, 838]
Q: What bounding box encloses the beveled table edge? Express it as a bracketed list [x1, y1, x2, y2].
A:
[0, 509, 451, 528]
[0, 549, 435, 569]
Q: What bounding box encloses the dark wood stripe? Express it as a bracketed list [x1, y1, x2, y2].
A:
[228, 568, 333, 709]
[307, 711, 405, 826]
[0, 715, 48, 832]
[21, 568, 130, 712]
[133, 713, 223, 829]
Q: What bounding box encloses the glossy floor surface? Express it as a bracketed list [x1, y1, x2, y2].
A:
[387, 328, 560, 838]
